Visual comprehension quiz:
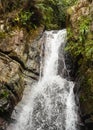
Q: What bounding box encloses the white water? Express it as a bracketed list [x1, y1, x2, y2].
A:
[8, 29, 78, 130]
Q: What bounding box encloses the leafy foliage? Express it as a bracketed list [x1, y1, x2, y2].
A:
[36, 0, 78, 29]
[79, 17, 90, 43]
[0, 90, 9, 99]
[1, 0, 78, 30]
[36, 2, 54, 29]
[14, 11, 35, 28]
[19, 11, 33, 26]
[0, 85, 9, 99]
[66, 1, 93, 112]
[65, 16, 92, 63]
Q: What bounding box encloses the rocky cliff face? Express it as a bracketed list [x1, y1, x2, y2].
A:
[0, 26, 44, 129]
[0, 10, 44, 130]
[66, 0, 93, 129]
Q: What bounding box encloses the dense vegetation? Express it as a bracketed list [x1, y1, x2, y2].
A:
[36, 0, 77, 29]
[66, 0, 93, 121]
[0, 0, 77, 30]
[66, 16, 92, 64]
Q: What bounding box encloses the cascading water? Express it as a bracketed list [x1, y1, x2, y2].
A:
[7, 29, 79, 130]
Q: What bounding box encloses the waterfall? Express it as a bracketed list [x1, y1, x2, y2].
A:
[7, 29, 79, 130]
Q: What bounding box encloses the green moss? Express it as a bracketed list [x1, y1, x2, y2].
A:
[1, 90, 9, 99]
[66, 2, 93, 114]
[0, 31, 6, 39]
[67, 27, 74, 40]
[66, 15, 92, 63]
[0, 84, 9, 99]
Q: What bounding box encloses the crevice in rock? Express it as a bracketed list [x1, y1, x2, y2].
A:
[9, 55, 26, 70]
[0, 51, 39, 77]
[12, 56, 39, 76]
[4, 83, 20, 101]
[21, 69, 38, 80]
[10, 55, 39, 77]
[0, 49, 12, 55]
[25, 68, 39, 76]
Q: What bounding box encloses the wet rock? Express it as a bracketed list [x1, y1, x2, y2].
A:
[0, 53, 24, 119]
[0, 117, 7, 130]
[0, 16, 44, 129]
[0, 53, 20, 82]
[0, 29, 27, 64]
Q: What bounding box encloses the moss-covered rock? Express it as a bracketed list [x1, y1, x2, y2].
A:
[66, 0, 93, 129]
